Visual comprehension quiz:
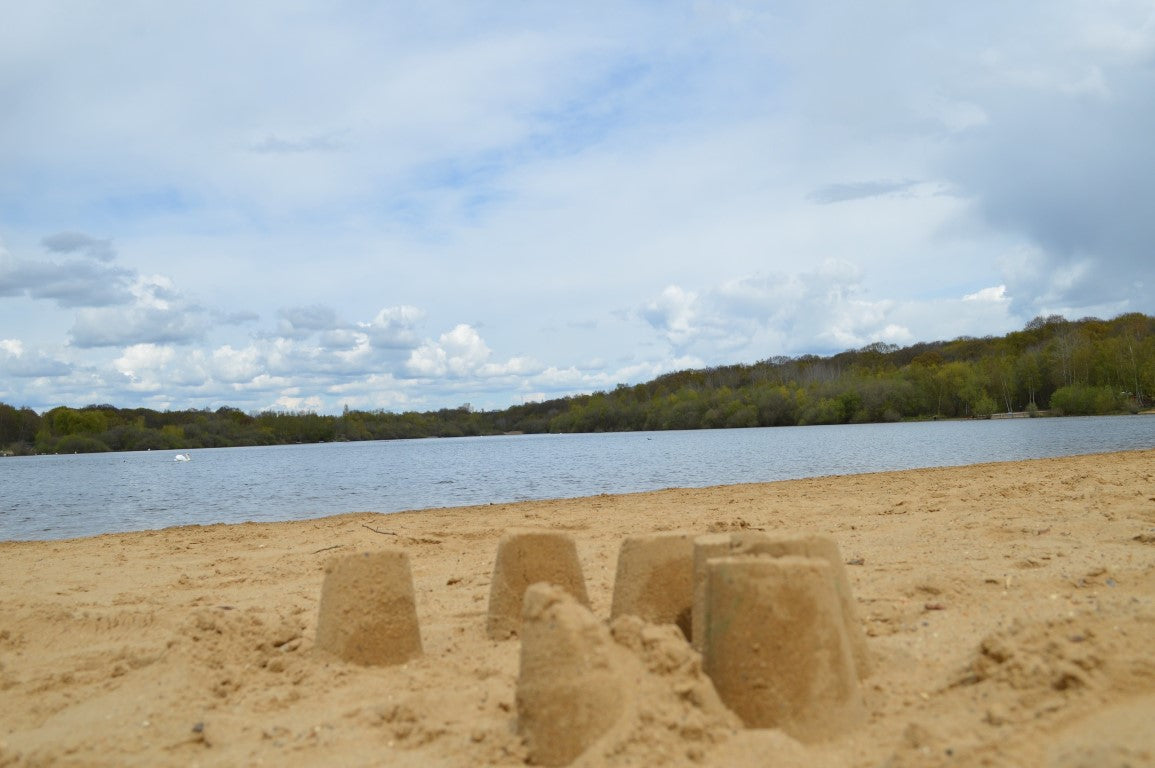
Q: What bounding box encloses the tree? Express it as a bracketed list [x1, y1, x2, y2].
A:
[0, 403, 41, 449]
[1015, 350, 1044, 407]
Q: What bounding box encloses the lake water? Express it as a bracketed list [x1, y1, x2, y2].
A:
[2, 415, 1153, 541]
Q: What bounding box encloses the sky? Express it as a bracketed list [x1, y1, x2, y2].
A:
[2, 1, 1153, 415]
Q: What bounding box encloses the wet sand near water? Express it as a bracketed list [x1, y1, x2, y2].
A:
[1, 449, 1154, 767]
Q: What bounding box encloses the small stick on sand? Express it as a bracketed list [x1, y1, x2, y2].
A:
[362, 524, 399, 536]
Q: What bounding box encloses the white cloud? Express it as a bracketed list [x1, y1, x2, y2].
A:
[70, 275, 209, 348]
[522, 356, 704, 399]
[278, 304, 340, 338]
[41, 231, 115, 261]
[234, 373, 294, 393]
[114, 344, 178, 390]
[877, 324, 914, 344]
[271, 394, 325, 412]
[327, 373, 416, 412]
[963, 285, 1008, 303]
[641, 286, 700, 349]
[0, 245, 134, 308]
[210, 345, 263, 384]
[437, 325, 489, 375]
[635, 259, 1023, 364]
[0, 338, 72, 378]
[363, 306, 424, 350]
[478, 356, 544, 378]
[405, 324, 498, 378]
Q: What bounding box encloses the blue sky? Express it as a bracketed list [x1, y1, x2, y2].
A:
[2, 1, 1153, 414]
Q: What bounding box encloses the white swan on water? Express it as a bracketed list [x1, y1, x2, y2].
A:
[174, 453, 191, 462]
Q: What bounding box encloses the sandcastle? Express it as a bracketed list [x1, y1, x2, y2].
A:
[314, 548, 422, 666]
[312, 525, 870, 763]
[486, 529, 590, 640]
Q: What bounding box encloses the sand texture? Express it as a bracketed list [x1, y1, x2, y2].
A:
[2, 449, 1154, 767]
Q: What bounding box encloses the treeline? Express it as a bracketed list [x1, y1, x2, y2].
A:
[2, 313, 1152, 455]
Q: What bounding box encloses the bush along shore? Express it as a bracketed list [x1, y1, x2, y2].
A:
[2, 313, 1152, 455]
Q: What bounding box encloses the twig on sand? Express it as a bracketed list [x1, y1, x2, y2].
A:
[312, 544, 343, 554]
[362, 524, 399, 536]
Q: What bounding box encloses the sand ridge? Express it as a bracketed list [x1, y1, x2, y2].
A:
[1, 448, 1154, 766]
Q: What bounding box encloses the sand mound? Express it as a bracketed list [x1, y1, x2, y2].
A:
[518, 583, 740, 766]
[516, 583, 625, 765]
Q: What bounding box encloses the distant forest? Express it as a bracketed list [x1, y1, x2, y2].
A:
[2, 313, 1153, 455]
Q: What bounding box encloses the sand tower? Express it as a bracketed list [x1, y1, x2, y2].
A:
[517, 583, 624, 766]
[702, 555, 865, 742]
[314, 548, 422, 666]
[692, 531, 871, 678]
[609, 531, 695, 639]
[486, 529, 590, 640]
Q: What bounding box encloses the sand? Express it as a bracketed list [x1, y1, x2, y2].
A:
[2, 448, 1154, 767]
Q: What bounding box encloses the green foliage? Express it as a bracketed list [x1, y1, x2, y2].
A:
[971, 394, 998, 419]
[49, 407, 108, 437]
[53, 434, 111, 453]
[1, 312, 1152, 456]
[1049, 384, 1120, 416]
[0, 403, 40, 452]
[798, 396, 845, 426]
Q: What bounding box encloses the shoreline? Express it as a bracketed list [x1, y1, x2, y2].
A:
[3, 408, 1152, 460]
[6, 420, 1155, 542]
[2, 449, 1154, 766]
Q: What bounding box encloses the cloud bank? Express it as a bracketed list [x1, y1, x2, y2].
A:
[1, 1, 1152, 414]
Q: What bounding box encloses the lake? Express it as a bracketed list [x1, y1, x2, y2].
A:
[2, 415, 1153, 541]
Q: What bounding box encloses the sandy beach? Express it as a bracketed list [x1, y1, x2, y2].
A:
[2, 449, 1153, 767]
